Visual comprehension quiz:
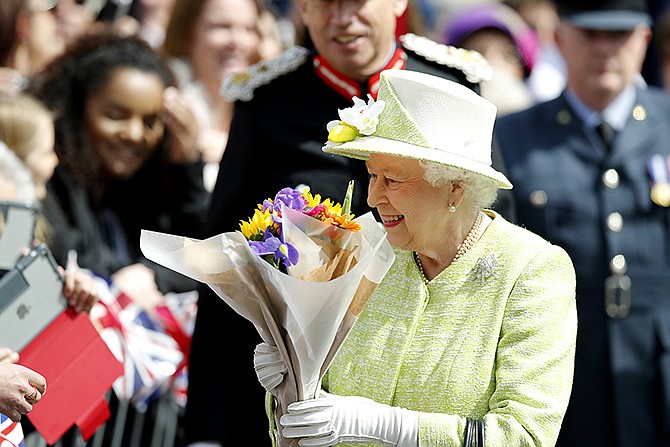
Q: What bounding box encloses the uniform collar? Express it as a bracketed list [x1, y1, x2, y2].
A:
[564, 84, 637, 131]
[313, 46, 407, 101]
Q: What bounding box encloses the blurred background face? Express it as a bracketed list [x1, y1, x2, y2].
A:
[556, 22, 651, 109]
[189, 0, 260, 93]
[53, 0, 100, 45]
[297, 0, 407, 80]
[84, 67, 165, 180]
[460, 28, 525, 81]
[24, 0, 65, 74]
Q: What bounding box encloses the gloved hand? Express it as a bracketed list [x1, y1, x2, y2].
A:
[254, 342, 288, 394]
[280, 391, 419, 447]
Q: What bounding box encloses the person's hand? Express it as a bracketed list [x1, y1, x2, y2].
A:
[0, 348, 19, 364]
[254, 342, 287, 395]
[111, 263, 164, 311]
[61, 269, 99, 313]
[198, 128, 227, 165]
[280, 392, 418, 447]
[162, 87, 201, 164]
[0, 363, 46, 422]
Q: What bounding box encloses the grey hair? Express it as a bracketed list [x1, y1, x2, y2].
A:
[419, 160, 499, 214]
[0, 140, 36, 202]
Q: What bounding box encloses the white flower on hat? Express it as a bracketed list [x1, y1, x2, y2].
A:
[326, 95, 386, 144]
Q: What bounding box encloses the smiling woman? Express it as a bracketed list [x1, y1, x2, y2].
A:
[27, 26, 209, 297]
[24, 26, 210, 445]
[161, 0, 282, 190]
[254, 70, 577, 447]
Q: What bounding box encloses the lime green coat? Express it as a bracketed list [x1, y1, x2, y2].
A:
[323, 211, 577, 447]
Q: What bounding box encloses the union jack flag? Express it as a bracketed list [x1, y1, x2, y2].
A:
[89, 278, 184, 412]
[0, 414, 25, 447]
[154, 291, 198, 408]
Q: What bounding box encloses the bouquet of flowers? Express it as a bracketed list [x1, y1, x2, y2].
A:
[140, 182, 394, 446]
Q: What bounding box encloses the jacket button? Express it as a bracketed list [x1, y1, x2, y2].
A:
[529, 190, 548, 207]
[602, 169, 619, 188]
[610, 254, 627, 275]
[607, 212, 623, 232]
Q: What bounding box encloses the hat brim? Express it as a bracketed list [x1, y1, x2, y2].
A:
[324, 136, 513, 190]
[564, 11, 652, 30]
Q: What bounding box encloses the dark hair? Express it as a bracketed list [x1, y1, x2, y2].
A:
[28, 25, 175, 194]
[0, 0, 22, 65]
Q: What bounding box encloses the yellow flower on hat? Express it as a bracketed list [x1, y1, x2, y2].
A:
[326, 95, 385, 144]
[327, 122, 359, 143]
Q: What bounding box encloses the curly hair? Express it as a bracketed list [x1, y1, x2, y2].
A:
[420, 160, 499, 215]
[27, 25, 175, 194]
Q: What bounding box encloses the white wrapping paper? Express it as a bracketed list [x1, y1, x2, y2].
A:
[140, 208, 394, 445]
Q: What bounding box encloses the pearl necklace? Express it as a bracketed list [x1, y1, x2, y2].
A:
[414, 212, 484, 284]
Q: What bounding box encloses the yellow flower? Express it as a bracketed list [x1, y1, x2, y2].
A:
[338, 218, 362, 232]
[322, 199, 342, 216]
[240, 208, 275, 239]
[327, 122, 359, 143]
[302, 190, 322, 208]
[321, 201, 361, 231]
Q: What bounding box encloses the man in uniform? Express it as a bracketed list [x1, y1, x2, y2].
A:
[495, 0, 670, 446]
[183, 0, 503, 444]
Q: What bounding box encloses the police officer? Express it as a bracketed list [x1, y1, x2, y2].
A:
[495, 0, 670, 446]
[183, 0, 508, 444]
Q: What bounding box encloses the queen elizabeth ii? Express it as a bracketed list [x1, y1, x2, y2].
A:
[256, 69, 577, 447]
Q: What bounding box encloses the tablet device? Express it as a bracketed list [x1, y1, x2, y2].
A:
[0, 201, 40, 271]
[0, 243, 67, 352]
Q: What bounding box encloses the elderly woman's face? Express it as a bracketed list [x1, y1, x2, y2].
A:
[366, 153, 452, 251]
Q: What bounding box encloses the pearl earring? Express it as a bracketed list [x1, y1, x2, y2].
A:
[449, 204, 456, 213]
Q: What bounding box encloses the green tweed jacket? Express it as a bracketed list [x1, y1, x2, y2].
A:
[323, 211, 577, 447]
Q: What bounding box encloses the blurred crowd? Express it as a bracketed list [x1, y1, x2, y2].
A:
[2, 0, 670, 446]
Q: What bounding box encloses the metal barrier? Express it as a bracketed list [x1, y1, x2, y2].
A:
[24, 391, 184, 447]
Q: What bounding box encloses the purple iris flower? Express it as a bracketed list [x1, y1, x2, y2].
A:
[249, 236, 299, 267]
[272, 188, 305, 212]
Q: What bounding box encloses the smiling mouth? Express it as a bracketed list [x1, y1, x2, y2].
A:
[111, 146, 140, 162]
[381, 215, 404, 225]
[334, 35, 360, 44]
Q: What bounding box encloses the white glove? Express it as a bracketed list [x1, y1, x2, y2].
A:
[254, 342, 288, 394]
[280, 392, 419, 447]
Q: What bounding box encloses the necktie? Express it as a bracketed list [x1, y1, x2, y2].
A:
[596, 120, 616, 151]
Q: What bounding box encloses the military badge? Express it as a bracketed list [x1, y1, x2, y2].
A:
[647, 154, 670, 207]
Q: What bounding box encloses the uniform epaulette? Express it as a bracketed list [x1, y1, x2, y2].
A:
[221, 46, 311, 102]
[400, 33, 493, 84]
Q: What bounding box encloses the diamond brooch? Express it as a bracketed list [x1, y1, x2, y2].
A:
[473, 253, 499, 284]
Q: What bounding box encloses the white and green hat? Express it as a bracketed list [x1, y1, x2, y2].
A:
[323, 69, 513, 190]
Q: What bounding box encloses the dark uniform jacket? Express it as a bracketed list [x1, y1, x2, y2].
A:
[495, 87, 670, 447]
[184, 36, 512, 446]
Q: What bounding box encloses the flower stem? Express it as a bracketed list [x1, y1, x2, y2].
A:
[342, 180, 354, 216]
